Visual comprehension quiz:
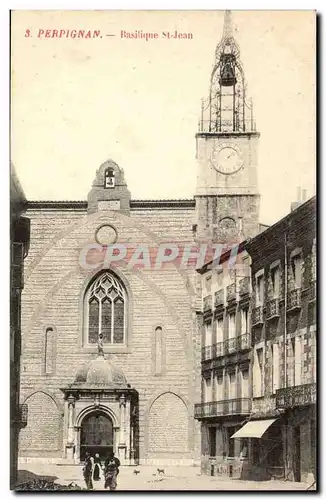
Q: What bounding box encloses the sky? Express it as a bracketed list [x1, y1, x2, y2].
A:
[11, 10, 316, 225]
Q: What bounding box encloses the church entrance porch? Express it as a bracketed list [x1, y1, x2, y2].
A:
[60, 349, 139, 465]
[61, 389, 138, 465]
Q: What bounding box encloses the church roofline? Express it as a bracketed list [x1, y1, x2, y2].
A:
[131, 199, 195, 209]
[245, 196, 316, 252]
[26, 198, 196, 210]
[26, 201, 88, 210]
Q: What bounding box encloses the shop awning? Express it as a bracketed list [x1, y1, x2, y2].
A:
[231, 419, 278, 439]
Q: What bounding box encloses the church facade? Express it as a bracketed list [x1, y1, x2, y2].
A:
[18, 11, 262, 467]
[18, 167, 200, 465]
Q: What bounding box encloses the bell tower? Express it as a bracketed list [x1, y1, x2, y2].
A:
[195, 11, 260, 244]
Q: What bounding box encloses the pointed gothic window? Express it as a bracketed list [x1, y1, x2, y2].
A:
[85, 272, 126, 345]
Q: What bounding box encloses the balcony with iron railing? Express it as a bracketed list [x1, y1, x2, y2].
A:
[266, 298, 280, 320]
[226, 283, 236, 303]
[202, 345, 213, 362]
[252, 305, 264, 326]
[224, 332, 251, 355]
[203, 294, 213, 313]
[198, 119, 257, 134]
[287, 288, 302, 312]
[276, 383, 316, 409]
[238, 277, 250, 297]
[214, 289, 225, 309]
[201, 333, 251, 361]
[195, 398, 251, 419]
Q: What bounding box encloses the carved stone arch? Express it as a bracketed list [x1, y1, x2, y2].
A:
[145, 389, 190, 416]
[144, 390, 191, 455]
[94, 160, 127, 187]
[19, 390, 63, 454]
[22, 389, 64, 414]
[218, 216, 237, 232]
[79, 266, 133, 307]
[75, 404, 119, 429]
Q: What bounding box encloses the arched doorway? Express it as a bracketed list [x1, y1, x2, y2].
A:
[80, 410, 114, 461]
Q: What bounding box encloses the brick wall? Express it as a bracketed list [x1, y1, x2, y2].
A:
[20, 204, 199, 462]
[19, 391, 62, 456]
[147, 393, 188, 454]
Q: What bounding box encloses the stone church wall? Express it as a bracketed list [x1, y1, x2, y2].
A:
[19, 203, 200, 464]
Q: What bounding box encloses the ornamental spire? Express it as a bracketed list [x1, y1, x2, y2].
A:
[222, 10, 233, 39]
[215, 9, 240, 62]
[197, 10, 256, 134]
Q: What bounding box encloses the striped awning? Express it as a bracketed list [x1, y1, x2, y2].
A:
[231, 419, 278, 439]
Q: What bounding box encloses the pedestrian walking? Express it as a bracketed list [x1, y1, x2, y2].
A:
[93, 453, 102, 482]
[104, 451, 121, 491]
[82, 452, 94, 490]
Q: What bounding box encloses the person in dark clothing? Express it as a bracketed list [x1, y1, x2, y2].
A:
[104, 451, 120, 490]
[93, 453, 102, 481]
[82, 452, 94, 490]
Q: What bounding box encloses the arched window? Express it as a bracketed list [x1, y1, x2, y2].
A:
[44, 327, 55, 374]
[155, 327, 163, 375]
[85, 272, 126, 345]
[104, 168, 115, 189]
[152, 326, 165, 376]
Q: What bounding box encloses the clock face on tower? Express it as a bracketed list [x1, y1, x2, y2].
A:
[210, 142, 244, 175]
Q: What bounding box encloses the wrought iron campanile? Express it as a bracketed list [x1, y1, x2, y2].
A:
[195, 10, 260, 244]
[199, 10, 255, 133]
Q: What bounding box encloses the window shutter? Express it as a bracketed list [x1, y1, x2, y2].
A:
[252, 351, 258, 397]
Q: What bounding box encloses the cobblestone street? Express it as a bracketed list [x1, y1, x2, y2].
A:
[17, 464, 314, 491]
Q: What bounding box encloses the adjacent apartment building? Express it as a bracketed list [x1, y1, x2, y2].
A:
[195, 196, 316, 483]
[245, 195, 316, 483]
[195, 242, 253, 479]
